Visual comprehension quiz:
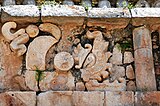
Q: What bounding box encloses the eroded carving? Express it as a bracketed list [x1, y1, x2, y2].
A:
[73, 43, 92, 69]
[2, 22, 25, 42]
[10, 33, 29, 56]
[39, 23, 61, 41]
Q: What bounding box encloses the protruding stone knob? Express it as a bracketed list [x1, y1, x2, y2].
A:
[54, 52, 74, 71]
[98, 0, 111, 8]
[3, 0, 15, 6]
[23, 0, 36, 5]
[63, 0, 74, 6]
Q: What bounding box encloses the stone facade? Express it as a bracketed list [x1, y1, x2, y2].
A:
[0, 4, 160, 106]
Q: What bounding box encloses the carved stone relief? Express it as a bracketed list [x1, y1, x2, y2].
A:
[1, 21, 135, 91]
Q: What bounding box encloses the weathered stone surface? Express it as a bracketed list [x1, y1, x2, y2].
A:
[124, 52, 134, 64]
[131, 8, 160, 26]
[50, 71, 75, 91]
[133, 27, 152, 50]
[85, 79, 126, 91]
[131, 8, 160, 18]
[0, 39, 25, 90]
[98, 0, 111, 8]
[126, 65, 135, 80]
[1, 5, 39, 24]
[54, 52, 74, 71]
[133, 26, 156, 91]
[88, 8, 131, 18]
[87, 18, 130, 30]
[25, 71, 38, 91]
[135, 92, 160, 106]
[37, 91, 73, 106]
[0, 91, 36, 106]
[72, 91, 104, 106]
[110, 65, 125, 81]
[127, 81, 136, 91]
[110, 44, 122, 65]
[39, 72, 56, 91]
[26, 24, 39, 38]
[105, 91, 134, 106]
[76, 82, 85, 91]
[26, 36, 57, 70]
[41, 5, 85, 25]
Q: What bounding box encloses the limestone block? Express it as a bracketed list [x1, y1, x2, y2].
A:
[37, 91, 73, 106]
[26, 36, 57, 70]
[0, 91, 36, 106]
[39, 72, 56, 91]
[85, 79, 126, 91]
[131, 8, 160, 26]
[41, 5, 86, 25]
[72, 91, 104, 106]
[124, 52, 134, 64]
[105, 91, 134, 106]
[126, 65, 135, 80]
[127, 81, 136, 91]
[1, 5, 39, 25]
[135, 92, 160, 106]
[25, 71, 38, 91]
[54, 52, 74, 71]
[133, 27, 152, 50]
[50, 71, 75, 91]
[110, 65, 125, 81]
[110, 44, 122, 65]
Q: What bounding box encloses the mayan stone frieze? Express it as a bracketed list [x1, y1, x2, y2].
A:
[1, 21, 136, 91]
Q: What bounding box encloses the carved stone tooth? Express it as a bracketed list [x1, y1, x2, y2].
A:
[23, 0, 36, 5]
[63, 0, 74, 6]
[3, 0, 15, 6]
[26, 25, 39, 38]
[135, 0, 150, 8]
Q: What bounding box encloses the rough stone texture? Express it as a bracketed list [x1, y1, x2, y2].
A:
[26, 36, 57, 70]
[126, 65, 135, 80]
[85, 79, 126, 91]
[37, 91, 73, 106]
[127, 81, 136, 91]
[41, 5, 85, 25]
[25, 71, 38, 91]
[50, 71, 75, 91]
[110, 44, 122, 65]
[0, 91, 36, 106]
[72, 91, 104, 106]
[133, 27, 157, 91]
[75, 82, 85, 91]
[110, 65, 125, 81]
[105, 91, 134, 106]
[133, 27, 152, 50]
[54, 52, 74, 71]
[135, 92, 160, 106]
[124, 52, 134, 64]
[1, 5, 39, 25]
[0, 37, 26, 90]
[88, 8, 131, 18]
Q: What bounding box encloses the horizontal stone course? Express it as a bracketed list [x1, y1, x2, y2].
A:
[0, 91, 159, 106]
